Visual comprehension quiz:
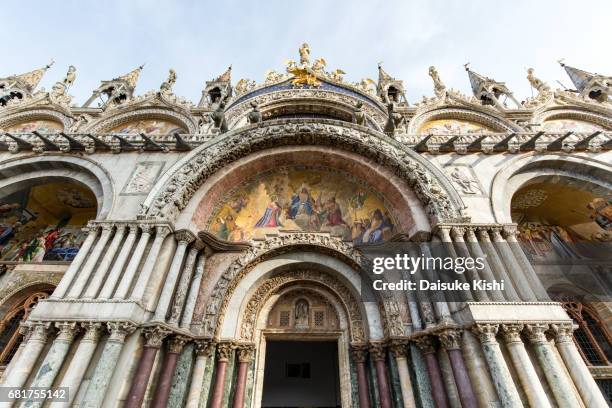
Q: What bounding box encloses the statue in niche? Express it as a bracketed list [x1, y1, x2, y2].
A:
[294, 299, 309, 328]
[210, 101, 228, 133]
[247, 102, 262, 124]
[450, 167, 481, 194]
[352, 102, 366, 126]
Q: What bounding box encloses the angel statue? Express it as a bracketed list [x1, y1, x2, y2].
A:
[428, 66, 446, 97]
[330, 69, 346, 82]
[312, 58, 327, 74]
[265, 70, 284, 83]
[235, 78, 256, 95]
[356, 78, 376, 94]
[160, 69, 177, 94]
[63, 65, 77, 87]
[299, 43, 311, 66]
[526, 68, 550, 93]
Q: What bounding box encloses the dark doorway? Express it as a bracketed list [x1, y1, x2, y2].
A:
[262, 340, 341, 408]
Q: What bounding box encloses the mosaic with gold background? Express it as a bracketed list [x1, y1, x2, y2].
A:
[418, 119, 494, 135]
[109, 119, 185, 135]
[2, 120, 63, 133]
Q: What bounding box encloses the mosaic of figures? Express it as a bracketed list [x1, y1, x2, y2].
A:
[540, 119, 606, 133]
[2, 120, 63, 133]
[109, 119, 185, 135]
[208, 167, 397, 244]
[418, 119, 494, 135]
[0, 183, 96, 262]
[512, 183, 612, 260]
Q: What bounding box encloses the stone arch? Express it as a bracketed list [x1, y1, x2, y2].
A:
[490, 154, 612, 223]
[142, 119, 466, 225]
[205, 234, 404, 340]
[532, 107, 612, 131]
[84, 106, 197, 134]
[408, 106, 522, 134]
[0, 107, 72, 132]
[0, 155, 114, 219]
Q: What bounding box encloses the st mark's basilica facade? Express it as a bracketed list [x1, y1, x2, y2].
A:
[0, 44, 610, 407]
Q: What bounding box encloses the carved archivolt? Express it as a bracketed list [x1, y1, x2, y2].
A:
[84, 107, 197, 134]
[142, 119, 466, 225]
[0, 108, 72, 132]
[531, 107, 612, 130]
[239, 270, 365, 343]
[202, 233, 405, 339]
[408, 107, 522, 134]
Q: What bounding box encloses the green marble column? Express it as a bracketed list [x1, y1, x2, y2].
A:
[409, 343, 435, 408]
[167, 343, 194, 407]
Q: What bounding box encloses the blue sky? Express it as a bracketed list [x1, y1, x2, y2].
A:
[4, 0, 611, 105]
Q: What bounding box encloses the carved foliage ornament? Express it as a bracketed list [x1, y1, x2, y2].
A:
[143, 120, 463, 224]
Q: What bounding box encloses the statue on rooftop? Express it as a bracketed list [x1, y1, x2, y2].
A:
[160, 69, 177, 94]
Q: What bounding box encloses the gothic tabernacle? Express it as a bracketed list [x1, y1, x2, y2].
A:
[0, 44, 610, 407]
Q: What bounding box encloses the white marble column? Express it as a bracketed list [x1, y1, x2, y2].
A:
[490, 228, 537, 301]
[185, 341, 214, 408]
[390, 341, 417, 408]
[99, 224, 139, 299]
[21, 323, 79, 408]
[130, 225, 172, 301]
[68, 224, 114, 298]
[500, 324, 552, 408]
[180, 252, 206, 330]
[476, 228, 520, 301]
[438, 226, 473, 302]
[153, 230, 195, 322]
[525, 323, 582, 408]
[452, 226, 489, 301]
[0, 323, 50, 395]
[52, 224, 98, 298]
[169, 240, 204, 326]
[57, 323, 103, 407]
[114, 224, 154, 299]
[472, 324, 523, 408]
[84, 224, 127, 298]
[465, 227, 505, 301]
[0, 325, 30, 385]
[80, 322, 135, 407]
[551, 323, 609, 408]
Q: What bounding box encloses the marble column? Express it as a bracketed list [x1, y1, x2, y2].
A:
[180, 252, 206, 330]
[502, 226, 550, 301]
[80, 322, 136, 408]
[476, 228, 520, 301]
[232, 344, 255, 408]
[551, 323, 609, 408]
[438, 226, 473, 302]
[415, 336, 449, 408]
[23, 322, 79, 408]
[98, 224, 139, 299]
[389, 341, 416, 408]
[114, 224, 153, 299]
[186, 341, 215, 408]
[419, 241, 454, 323]
[465, 227, 505, 301]
[58, 323, 103, 407]
[451, 226, 489, 301]
[151, 336, 188, 408]
[439, 329, 478, 408]
[85, 223, 127, 298]
[351, 345, 371, 408]
[53, 224, 98, 298]
[461, 331, 500, 408]
[68, 224, 113, 298]
[490, 228, 536, 301]
[130, 225, 172, 301]
[210, 342, 234, 408]
[125, 326, 171, 408]
[500, 324, 552, 408]
[525, 323, 582, 408]
[0, 325, 30, 384]
[370, 343, 393, 408]
[169, 241, 204, 326]
[153, 230, 195, 322]
[1, 323, 49, 391]
[472, 324, 523, 408]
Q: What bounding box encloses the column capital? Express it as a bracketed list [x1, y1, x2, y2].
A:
[143, 325, 172, 348]
[350, 344, 369, 363]
[191, 239, 206, 252]
[155, 224, 173, 238]
[550, 323, 575, 344]
[195, 340, 216, 357]
[175, 229, 196, 245]
[436, 225, 453, 242]
[524, 323, 550, 344]
[476, 227, 492, 242]
[18, 323, 33, 342]
[216, 342, 235, 362]
[55, 322, 79, 342]
[107, 322, 136, 343]
[500, 324, 524, 344]
[369, 342, 387, 361]
[236, 343, 256, 363]
[82, 322, 104, 342]
[414, 335, 436, 354]
[450, 226, 467, 241]
[139, 223, 155, 234]
[126, 223, 140, 233]
[464, 227, 478, 242]
[438, 329, 462, 350]
[167, 335, 190, 354]
[472, 323, 499, 344]
[29, 322, 52, 342]
[388, 340, 408, 358]
[100, 223, 115, 233]
[501, 225, 518, 241]
[489, 227, 504, 242]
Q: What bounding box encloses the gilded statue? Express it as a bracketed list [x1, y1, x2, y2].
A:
[330, 69, 346, 82]
[356, 78, 376, 94]
[160, 68, 177, 94]
[312, 58, 326, 74]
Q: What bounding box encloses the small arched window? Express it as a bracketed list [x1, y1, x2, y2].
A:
[563, 302, 612, 365]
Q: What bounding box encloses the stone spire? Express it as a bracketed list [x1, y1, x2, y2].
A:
[83, 64, 144, 108]
[116, 65, 144, 89]
[464, 64, 520, 109]
[12, 60, 55, 93]
[377, 63, 407, 105]
[199, 66, 233, 107]
[0, 60, 54, 106]
[559, 61, 611, 102]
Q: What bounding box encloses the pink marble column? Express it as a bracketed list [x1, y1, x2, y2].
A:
[415, 336, 450, 408]
[439, 329, 478, 408]
[351, 345, 371, 408]
[232, 344, 255, 408]
[370, 343, 392, 408]
[209, 342, 234, 408]
[125, 327, 170, 408]
[152, 336, 188, 408]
